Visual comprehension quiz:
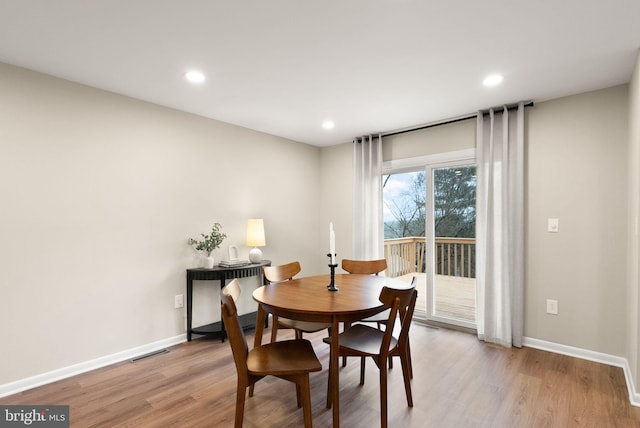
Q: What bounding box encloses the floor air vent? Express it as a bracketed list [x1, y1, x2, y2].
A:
[129, 349, 169, 363]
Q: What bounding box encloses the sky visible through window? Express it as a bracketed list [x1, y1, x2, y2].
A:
[382, 171, 423, 223]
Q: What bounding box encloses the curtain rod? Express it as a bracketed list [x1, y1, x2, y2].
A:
[380, 101, 534, 139]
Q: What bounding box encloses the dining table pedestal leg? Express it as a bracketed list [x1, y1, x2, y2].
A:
[330, 317, 340, 427]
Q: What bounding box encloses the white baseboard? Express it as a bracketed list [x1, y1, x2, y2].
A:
[0, 334, 186, 398]
[523, 336, 640, 407]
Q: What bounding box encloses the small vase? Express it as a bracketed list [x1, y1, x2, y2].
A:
[204, 255, 215, 269]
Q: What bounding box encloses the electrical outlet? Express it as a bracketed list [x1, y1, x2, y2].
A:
[174, 294, 184, 309]
[546, 299, 558, 315]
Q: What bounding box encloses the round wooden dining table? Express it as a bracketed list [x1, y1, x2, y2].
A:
[252, 273, 412, 428]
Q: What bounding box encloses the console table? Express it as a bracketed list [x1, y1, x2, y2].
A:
[186, 260, 271, 341]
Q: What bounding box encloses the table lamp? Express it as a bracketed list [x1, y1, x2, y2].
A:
[246, 219, 266, 263]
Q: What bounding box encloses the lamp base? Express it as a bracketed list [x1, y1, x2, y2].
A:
[249, 247, 263, 263]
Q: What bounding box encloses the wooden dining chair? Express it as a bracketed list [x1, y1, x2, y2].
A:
[324, 285, 417, 428]
[340, 258, 389, 366]
[358, 275, 417, 374]
[264, 261, 331, 342]
[221, 279, 322, 428]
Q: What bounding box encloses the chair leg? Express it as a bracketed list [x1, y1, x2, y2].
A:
[299, 375, 313, 428]
[406, 339, 413, 379]
[379, 357, 388, 428]
[360, 356, 366, 385]
[295, 383, 302, 408]
[270, 316, 279, 343]
[400, 352, 414, 407]
[342, 322, 350, 367]
[235, 382, 247, 428]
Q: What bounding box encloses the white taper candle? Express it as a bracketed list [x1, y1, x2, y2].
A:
[330, 222, 336, 264]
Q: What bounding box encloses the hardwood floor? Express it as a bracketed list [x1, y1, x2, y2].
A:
[3, 324, 640, 427]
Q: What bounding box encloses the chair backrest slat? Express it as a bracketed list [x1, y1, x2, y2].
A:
[398, 289, 418, 349]
[263, 261, 301, 283]
[342, 259, 387, 275]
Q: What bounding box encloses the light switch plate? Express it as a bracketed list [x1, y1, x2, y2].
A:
[174, 294, 184, 309]
[547, 218, 559, 233]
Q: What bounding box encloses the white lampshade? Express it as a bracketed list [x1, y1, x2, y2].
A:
[246, 219, 265, 263]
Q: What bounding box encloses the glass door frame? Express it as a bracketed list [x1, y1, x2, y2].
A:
[382, 148, 476, 327]
[425, 159, 477, 330]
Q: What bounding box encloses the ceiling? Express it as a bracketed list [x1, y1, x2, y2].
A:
[1, 1, 639, 147]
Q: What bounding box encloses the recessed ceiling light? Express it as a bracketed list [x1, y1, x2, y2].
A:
[483, 74, 504, 87]
[185, 70, 206, 84]
[322, 120, 335, 130]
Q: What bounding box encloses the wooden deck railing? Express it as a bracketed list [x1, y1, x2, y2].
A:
[383, 237, 476, 279]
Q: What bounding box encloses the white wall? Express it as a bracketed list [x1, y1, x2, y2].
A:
[628, 51, 640, 389]
[0, 62, 323, 385]
[526, 86, 628, 356]
[382, 119, 475, 161]
[319, 143, 353, 265]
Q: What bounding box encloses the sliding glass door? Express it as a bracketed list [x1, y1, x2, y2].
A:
[383, 153, 476, 329]
[426, 163, 476, 329]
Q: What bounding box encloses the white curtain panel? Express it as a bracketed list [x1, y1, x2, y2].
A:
[476, 103, 525, 348]
[352, 135, 384, 260]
